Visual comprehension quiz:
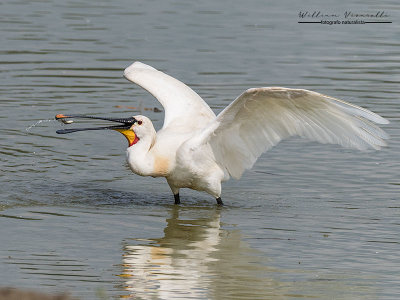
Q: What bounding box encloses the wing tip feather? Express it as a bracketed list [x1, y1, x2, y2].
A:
[123, 61, 157, 81]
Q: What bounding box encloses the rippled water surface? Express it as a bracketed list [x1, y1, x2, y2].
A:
[1, 0, 399, 299]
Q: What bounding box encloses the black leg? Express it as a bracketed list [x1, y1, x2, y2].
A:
[216, 197, 223, 206]
[174, 193, 181, 205]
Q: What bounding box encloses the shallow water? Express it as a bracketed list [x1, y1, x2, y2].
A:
[1, 0, 399, 299]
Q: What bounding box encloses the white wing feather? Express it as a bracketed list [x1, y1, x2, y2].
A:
[203, 87, 389, 179]
[124, 62, 215, 130]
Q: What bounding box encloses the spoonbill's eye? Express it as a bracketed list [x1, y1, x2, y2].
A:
[138, 120, 143, 125]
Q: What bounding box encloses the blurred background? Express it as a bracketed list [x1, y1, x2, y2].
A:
[1, 0, 399, 299]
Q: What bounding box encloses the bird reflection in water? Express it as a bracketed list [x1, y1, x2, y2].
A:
[117, 206, 378, 299]
[118, 207, 279, 299]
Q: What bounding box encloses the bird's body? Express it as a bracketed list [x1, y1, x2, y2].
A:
[56, 62, 389, 205]
[125, 115, 226, 199]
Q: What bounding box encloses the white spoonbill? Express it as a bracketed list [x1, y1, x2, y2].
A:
[56, 62, 389, 205]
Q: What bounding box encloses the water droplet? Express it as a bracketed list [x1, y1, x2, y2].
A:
[26, 119, 54, 132]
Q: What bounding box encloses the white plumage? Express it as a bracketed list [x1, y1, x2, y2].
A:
[124, 62, 215, 130]
[72, 62, 391, 205]
[203, 87, 389, 179]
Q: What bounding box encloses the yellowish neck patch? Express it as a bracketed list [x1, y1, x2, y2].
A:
[114, 129, 138, 146]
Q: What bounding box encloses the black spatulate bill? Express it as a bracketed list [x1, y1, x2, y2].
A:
[55, 114, 137, 134]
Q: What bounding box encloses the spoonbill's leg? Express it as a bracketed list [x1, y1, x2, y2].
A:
[216, 197, 223, 206]
[167, 180, 180, 205]
[174, 193, 181, 205]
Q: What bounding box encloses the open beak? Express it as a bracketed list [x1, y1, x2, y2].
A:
[55, 114, 138, 146]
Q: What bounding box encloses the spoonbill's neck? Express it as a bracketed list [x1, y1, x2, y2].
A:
[125, 133, 156, 177]
[127, 131, 154, 152]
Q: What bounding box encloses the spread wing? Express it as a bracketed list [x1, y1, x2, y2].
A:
[200, 87, 389, 179]
[124, 62, 215, 130]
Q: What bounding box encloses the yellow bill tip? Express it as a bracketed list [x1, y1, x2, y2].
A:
[55, 114, 70, 119]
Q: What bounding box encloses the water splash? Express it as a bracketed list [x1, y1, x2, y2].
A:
[25, 119, 54, 132]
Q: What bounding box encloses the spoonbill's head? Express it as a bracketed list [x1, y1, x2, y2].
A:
[130, 115, 153, 137]
[115, 115, 155, 147]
